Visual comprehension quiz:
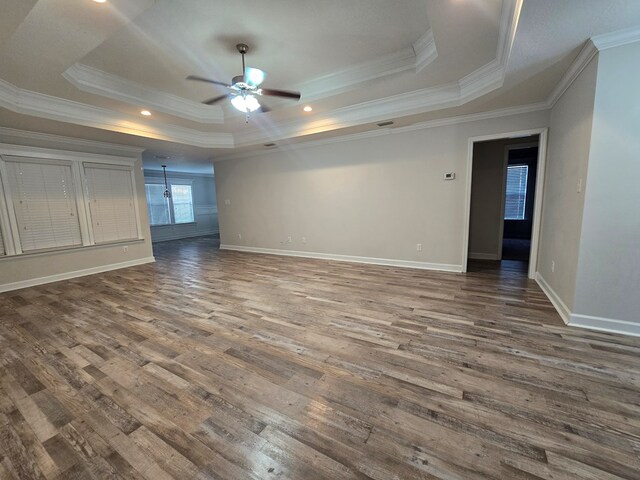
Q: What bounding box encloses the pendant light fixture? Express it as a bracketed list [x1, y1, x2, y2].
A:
[162, 165, 171, 198]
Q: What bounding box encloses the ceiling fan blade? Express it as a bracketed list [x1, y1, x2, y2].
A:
[245, 67, 266, 87]
[260, 88, 301, 100]
[186, 75, 230, 87]
[202, 94, 229, 105]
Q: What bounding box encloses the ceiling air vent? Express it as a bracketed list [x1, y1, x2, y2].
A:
[376, 121, 394, 127]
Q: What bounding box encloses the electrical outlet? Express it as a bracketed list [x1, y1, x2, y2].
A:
[237, 233, 242, 240]
[551, 260, 555, 273]
[287, 235, 292, 243]
[416, 243, 422, 252]
[224, 199, 231, 205]
[302, 236, 307, 244]
[123, 245, 128, 253]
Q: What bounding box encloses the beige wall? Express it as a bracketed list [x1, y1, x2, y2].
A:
[573, 42, 640, 325]
[537, 56, 598, 312]
[214, 110, 549, 270]
[0, 131, 154, 291]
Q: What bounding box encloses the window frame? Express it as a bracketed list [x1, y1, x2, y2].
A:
[144, 177, 195, 227]
[0, 143, 143, 258]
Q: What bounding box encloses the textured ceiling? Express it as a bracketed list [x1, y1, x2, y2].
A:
[1, 0, 640, 172]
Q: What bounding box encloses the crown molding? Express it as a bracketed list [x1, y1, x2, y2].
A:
[213, 102, 549, 163]
[0, 0, 522, 150]
[545, 26, 640, 110]
[58, 1, 519, 114]
[297, 47, 417, 101]
[63, 63, 225, 124]
[63, 29, 437, 113]
[0, 126, 146, 156]
[590, 25, 640, 51]
[546, 40, 598, 108]
[456, 0, 520, 101]
[497, 0, 522, 63]
[0, 79, 233, 148]
[235, 0, 521, 147]
[414, 29, 438, 73]
[286, 29, 438, 102]
[234, 82, 460, 147]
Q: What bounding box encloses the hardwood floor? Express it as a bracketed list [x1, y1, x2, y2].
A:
[1, 236, 639, 479]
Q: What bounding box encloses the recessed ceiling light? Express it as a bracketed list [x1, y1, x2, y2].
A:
[303, 106, 312, 112]
[93, 0, 107, 3]
[140, 110, 151, 116]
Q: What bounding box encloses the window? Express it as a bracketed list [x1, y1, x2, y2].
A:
[0, 147, 142, 259]
[144, 181, 194, 226]
[504, 164, 529, 220]
[4, 159, 82, 252]
[85, 164, 139, 243]
[145, 184, 171, 226]
[171, 184, 194, 223]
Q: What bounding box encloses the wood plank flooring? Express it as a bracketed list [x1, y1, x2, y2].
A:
[1, 236, 639, 479]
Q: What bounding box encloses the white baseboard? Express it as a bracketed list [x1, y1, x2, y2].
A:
[535, 273, 571, 324]
[536, 273, 640, 337]
[569, 314, 640, 337]
[0, 256, 156, 293]
[220, 244, 463, 273]
[468, 252, 500, 260]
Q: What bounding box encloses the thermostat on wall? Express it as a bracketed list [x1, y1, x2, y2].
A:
[444, 172, 455, 180]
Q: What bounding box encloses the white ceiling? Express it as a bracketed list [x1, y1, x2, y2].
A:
[1, 0, 640, 173]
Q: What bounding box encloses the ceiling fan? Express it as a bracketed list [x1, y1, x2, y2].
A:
[186, 43, 301, 121]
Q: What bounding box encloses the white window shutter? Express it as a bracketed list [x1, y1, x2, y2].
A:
[5, 160, 82, 252]
[84, 165, 138, 243]
[0, 228, 5, 256]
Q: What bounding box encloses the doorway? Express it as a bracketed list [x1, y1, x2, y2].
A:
[462, 128, 548, 279]
[501, 145, 538, 263]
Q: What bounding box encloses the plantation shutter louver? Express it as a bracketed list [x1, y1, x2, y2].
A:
[504, 164, 529, 220]
[5, 159, 82, 252]
[84, 165, 138, 243]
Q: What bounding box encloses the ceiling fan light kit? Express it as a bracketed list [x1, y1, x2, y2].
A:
[231, 95, 260, 113]
[186, 43, 301, 122]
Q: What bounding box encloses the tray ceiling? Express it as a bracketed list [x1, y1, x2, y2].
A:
[1, 0, 640, 158]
